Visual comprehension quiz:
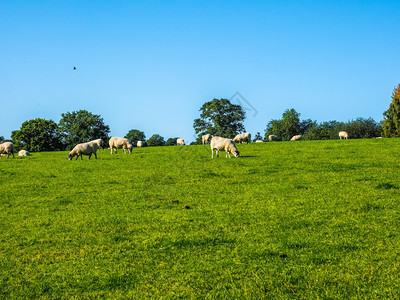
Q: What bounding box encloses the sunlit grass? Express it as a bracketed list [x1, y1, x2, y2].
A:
[1, 139, 400, 298]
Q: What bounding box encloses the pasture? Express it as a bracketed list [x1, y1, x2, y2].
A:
[1, 139, 400, 299]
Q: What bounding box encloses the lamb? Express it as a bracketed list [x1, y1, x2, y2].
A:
[202, 134, 212, 145]
[233, 132, 251, 144]
[210, 136, 240, 158]
[18, 150, 31, 156]
[137, 141, 143, 147]
[68, 141, 100, 160]
[177, 138, 185, 145]
[0, 142, 15, 159]
[109, 137, 133, 154]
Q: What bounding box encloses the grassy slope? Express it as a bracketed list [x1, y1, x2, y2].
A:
[1, 139, 400, 299]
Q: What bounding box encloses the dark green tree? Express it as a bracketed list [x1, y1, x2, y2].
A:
[0, 136, 4, 143]
[165, 137, 179, 146]
[147, 134, 165, 146]
[58, 110, 110, 149]
[265, 109, 302, 141]
[193, 98, 246, 143]
[382, 84, 400, 137]
[11, 118, 63, 151]
[125, 129, 146, 146]
[347, 118, 382, 139]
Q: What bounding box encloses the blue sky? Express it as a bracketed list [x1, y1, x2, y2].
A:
[1, 1, 399, 142]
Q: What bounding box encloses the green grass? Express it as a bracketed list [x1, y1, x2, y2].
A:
[1, 139, 400, 299]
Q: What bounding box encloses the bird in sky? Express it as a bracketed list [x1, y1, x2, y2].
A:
[73, 67, 76, 70]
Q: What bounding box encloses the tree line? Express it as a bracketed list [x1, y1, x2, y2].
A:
[5, 110, 177, 152]
[193, 84, 400, 142]
[3, 84, 400, 151]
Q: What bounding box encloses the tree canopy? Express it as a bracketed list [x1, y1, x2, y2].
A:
[11, 118, 63, 152]
[265, 109, 381, 141]
[125, 129, 146, 146]
[147, 134, 165, 146]
[165, 137, 179, 146]
[193, 98, 246, 143]
[58, 110, 110, 149]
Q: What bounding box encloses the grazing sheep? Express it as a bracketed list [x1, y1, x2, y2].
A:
[268, 135, 279, 141]
[68, 141, 100, 160]
[109, 137, 133, 154]
[210, 136, 240, 158]
[0, 142, 15, 159]
[290, 135, 302, 141]
[255, 140, 264, 143]
[91, 138, 104, 149]
[233, 132, 251, 144]
[202, 134, 212, 145]
[18, 150, 31, 156]
[339, 131, 348, 139]
[137, 141, 143, 147]
[177, 138, 185, 145]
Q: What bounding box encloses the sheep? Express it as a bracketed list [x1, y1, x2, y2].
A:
[177, 138, 185, 145]
[68, 141, 100, 160]
[255, 140, 264, 143]
[91, 138, 104, 149]
[233, 132, 251, 144]
[0, 142, 15, 159]
[202, 134, 212, 145]
[268, 135, 279, 141]
[339, 131, 348, 139]
[137, 141, 143, 147]
[290, 135, 302, 141]
[210, 136, 240, 158]
[109, 137, 133, 154]
[18, 150, 31, 156]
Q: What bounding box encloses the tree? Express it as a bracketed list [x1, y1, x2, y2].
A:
[165, 137, 179, 146]
[125, 129, 146, 146]
[265, 109, 301, 141]
[382, 84, 400, 137]
[193, 98, 246, 143]
[58, 110, 110, 149]
[0, 136, 4, 143]
[11, 118, 63, 151]
[347, 118, 382, 139]
[147, 134, 165, 146]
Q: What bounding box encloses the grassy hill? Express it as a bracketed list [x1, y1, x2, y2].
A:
[1, 139, 400, 298]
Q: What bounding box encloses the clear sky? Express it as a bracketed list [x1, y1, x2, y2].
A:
[1, 1, 399, 142]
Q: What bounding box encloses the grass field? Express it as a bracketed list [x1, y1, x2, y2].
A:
[1, 139, 400, 299]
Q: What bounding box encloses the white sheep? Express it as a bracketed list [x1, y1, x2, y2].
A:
[0, 142, 15, 159]
[290, 135, 302, 141]
[91, 138, 104, 149]
[177, 138, 185, 145]
[268, 135, 279, 141]
[339, 131, 348, 139]
[202, 134, 212, 145]
[109, 137, 133, 154]
[68, 141, 100, 160]
[137, 141, 143, 147]
[233, 132, 251, 144]
[210, 136, 240, 158]
[18, 150, 31, 156]
[255, 140, 264, 143]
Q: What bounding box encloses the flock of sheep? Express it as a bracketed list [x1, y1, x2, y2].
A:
[0, 131, 349, 160]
